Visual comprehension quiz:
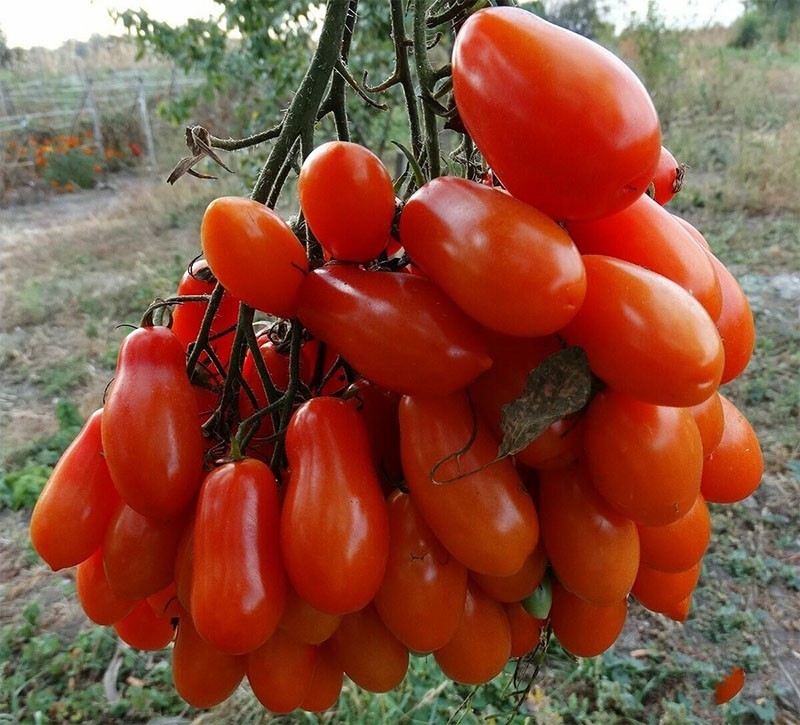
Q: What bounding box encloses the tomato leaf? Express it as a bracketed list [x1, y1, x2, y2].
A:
[498, 346, 592, 458]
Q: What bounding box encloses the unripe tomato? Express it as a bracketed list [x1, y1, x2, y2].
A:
[102, 325, 205, 521]
[632, 561, 702, 614]
[298, 141, 394, 262]
[278, 585, 342, 645]
[113, 599, 175, 651]
[30, 409, 121, 571]
[200, 196, 308, 318]
[452, 7, 661, 221]
[192, 458, 286, 655]
[282, 397, 389, 615]
[637, 494, 711, 573]
[399, 177, 586, 337]
[76, 549, 135, 626]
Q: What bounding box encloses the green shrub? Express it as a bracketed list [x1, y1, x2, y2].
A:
[42, 149, 97, 189]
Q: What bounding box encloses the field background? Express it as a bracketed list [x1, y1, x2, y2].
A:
[1, 7, 799, 725]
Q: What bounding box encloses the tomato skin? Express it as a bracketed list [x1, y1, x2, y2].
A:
[113, 599, 175, 651]
[30, 409, 121, 571]
[102, 325, 205, 521]
[172, 616, 246, 709]
[296, 264, 492, 396]
[471, 542, 547, 603]
[278, 585, 342, 645]
[282, 397, 390, 615]
[192, 458, 286, 655]
[200, 196, 308, 318]
[650, 145, 683, 205]
[300, 648, 343, 712]
[399, 390, 539, 577]
[715, 666, 746, 705]
[701, 395, 763, 504]
[690, 391, 725, 456]
[584, 389, 704, 526]
[76, 549, 135, 625]
[539, 464, 639, 606]
[433, 583, 511, 685]
[632, 561, 702, 614]
[566, 194, 722, 320]
[637, 494, 711, 573]
[504, 601, 545, 658]
[399, 177, 586, 337]
[374, 491, 468, 653]
[452, 7, 660, 222]
[298, 141, 394, 262]
[561, 255, 724, 407]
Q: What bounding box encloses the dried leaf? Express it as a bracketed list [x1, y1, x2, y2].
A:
[498, 346, 592, 458]
[166, 125, 233, 185]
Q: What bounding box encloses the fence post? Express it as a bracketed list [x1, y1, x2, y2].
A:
[137, 77, 156, 164]
[86, 76, 105, 167]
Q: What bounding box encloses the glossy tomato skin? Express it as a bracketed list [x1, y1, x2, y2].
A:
[632, 561, 702, 614]
[650, 146, 683, 205]
[561, 255, 724, 406]
[374, 491, 468, 653]
[399, 390, 539, 577]
[192, 458, 286, 655]
[76, 549, 135, 625]
[471, 541, 547, 603]
[113, 599, 175, 651]
[296, 264, 492, 396]
[298, 141, 394, 262]
[200, 196, 308, 318]
[452, 7, 661, 222]
[102, 325, 205, 521]
[278, 585, 342, 645]
[399, 177, 586, 336]
[30, 409, 121, 571]
[637, 494, 711, 573]
[690, 391, 725, 456]
[282, 397, 390, 615]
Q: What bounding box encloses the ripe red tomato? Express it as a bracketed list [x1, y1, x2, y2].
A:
[715, 666, 746, 705]
[200, 196, 308, 318]
[192, 458, 286, 655]
[690, 391, 725, 456]
[300, 648, 343, 713]
[637, 494, 711, 573]
[296, 264, 492, 396]
[452, 7, 661, 221]
[30, 409, 121, 571]
[583, 389, 704, 526]
[278, 586, 342, 645]
[471, 542, 547, 603]
[146, 582, 185, 620]
[504, 601, 545, 658]
[561, 255, 724, 406]
[399, 177, 586, 336]
[113, 599, 175, 651]
[298, 141, 394, 262]
[76, 549, 135, 626]
[173, 518, 194, 611]
[632, 561, 702, 614]
[282, 397, 389, 615]
[102, 325, 204, 521]
[399, 390, 539, 577]
[650, 145, 683, 205]
[373, 491, 468, 653]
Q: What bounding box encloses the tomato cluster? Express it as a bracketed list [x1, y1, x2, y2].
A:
[30, 7, 761, 714]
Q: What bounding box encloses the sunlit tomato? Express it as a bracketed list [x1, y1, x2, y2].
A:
[102, 325, 204, 521]
[296, 264, 491, 396]
[300, 648, 343, 713]
[399, 177, 586, 336]
[247, 628, 318, 713]
[399, 390, 539, 577]
[113, 599, 175, 651]
[433, 583, 511, 685]
[172, 616, 246, 709]
[471, 541, 547, 603]
[701, 395, 763, 504]
[504, 601, 545, 658]
[298, 141, 394, 262]
[76, 549, 135, 626]
[584, 389, 703, 526]
[549, 580, 627, 658]
[650, 145, 684, 205]
[278, 585, 342, 645]
[192, 458, 286, 655]
[539, 464, 639, 606]
[374, 491, 468, 653]
[637, 494, 711, 573]
[30, 409, 120, 571]
[566, 194, 722, 320]
[326, 604, 409, 693]
[561, 255, 724, 406]
[103, 503, 185, 601]
[200, 196, 308, 318]
[452, 7, 660, 221]
[282, 397, 389, 614]
[690, 391, 725, 456]
[715, 666, 746, 705]
[632, 561, 702, 614]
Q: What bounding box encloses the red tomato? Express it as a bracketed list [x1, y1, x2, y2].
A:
[539, 464, 639, 606]
[664, 594, 692, 622]
[632, 561, 702, 614]
[146, 582, 185, 620]
[192, 458, 286, 655]
[200, 196, 308, 318]
[504, 601, 545, 658]
[399, 390, 539, 577]
[584, 389, 704, 526]
[566, 194, 722, 320]
[433, 583, 511, 685]
[452, 7, 660, 221]
[399, 177, 586, 336]
[701, 395, 763, 504]
[300, 648, 343, 713]
[113, 599, 175, 651]
[672, 214, 712, 251]
[172, 616, 246, 709]
[102, 325, 204, 521]
[30, 409, 121, 571]
[282, 397, 389, 614]
[76, 549, 135, 626]
[715, 666, 746, 705]
[637, 494, 711, 573]
[173, 518, 194, 611]
[561, 255, 724, 407]
[373, 491, 468, 653]
[278, 585, 342, 645]
[690, 391, 725, 456]
[296, 264, 492, 396]
[298, 141, 394, 262]
[650, 145, 684, 205]
[471, 542, 547, 603]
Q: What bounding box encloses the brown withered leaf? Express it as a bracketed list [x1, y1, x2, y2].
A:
[166, 125, 234, 185]
[498, 346, 592, 458]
